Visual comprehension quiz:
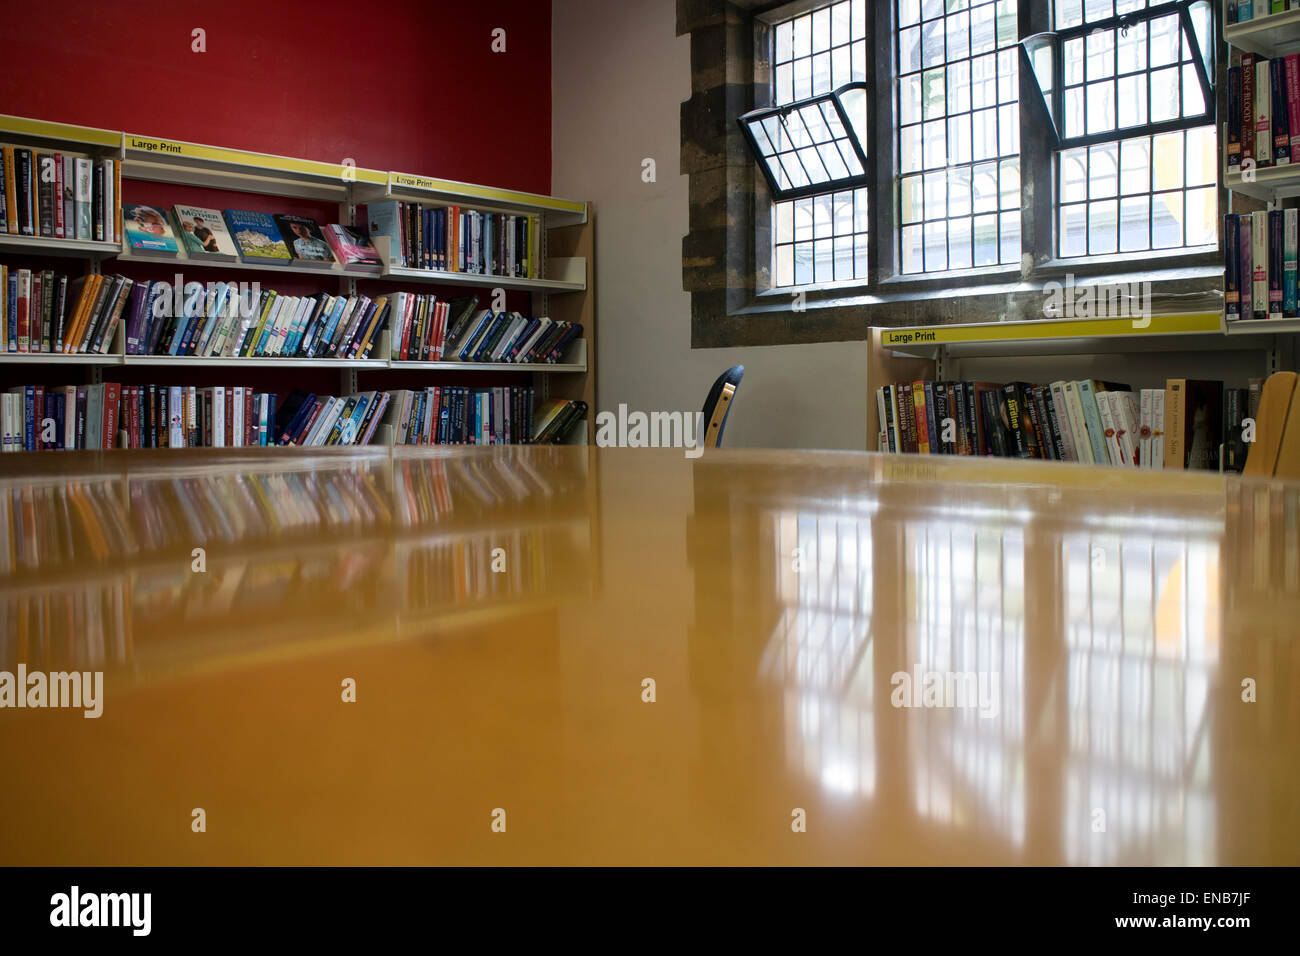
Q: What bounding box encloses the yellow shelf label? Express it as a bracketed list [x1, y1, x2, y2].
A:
[880, 312, 1223, 347]
[126, 135, 363, 181]
[389, 171, 586, 213]
[0, 114, 121, 148]
[0, 113, 581, 213]
[392, 173, 438, 190]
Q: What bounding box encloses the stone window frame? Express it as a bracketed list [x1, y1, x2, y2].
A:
[678, 0, 1224, 350]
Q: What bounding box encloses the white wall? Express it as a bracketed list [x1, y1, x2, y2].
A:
[551, 0, 869, 451]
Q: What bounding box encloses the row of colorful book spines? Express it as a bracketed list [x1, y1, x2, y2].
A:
[878, 381, 1148, 468]
[391, 386, 535, 446]
[370, 202, 538, 277]
[0, 267, 80, 355]
[1227, 2, 1300, 25]
[0, 384, 282, 452]
[1, 270, 378, 359]
[0, 145, 120, 242]
[278, 390, 390, 449]
[880, 380, 1252, 473]
[125, 284, 388, 360]
[1223, 210, 1300, 320]
[1226, 54, 1300, 170]
[414, 310, 581, 366]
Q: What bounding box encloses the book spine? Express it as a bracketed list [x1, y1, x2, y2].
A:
[912, 383, 931, 454]
[92, 160, 103, 241]
[52, 274, 67, 352]
[1289, 56, 1300, 164]
[1271, 209, 1285, 319]
[1256, 59, 1272, 168]
[1288, 209, 1299, 317]
[1, 148, 15, 234]
[52, 152, 64, 238]
[1227, 66, 1242, 171]
[1243, 54, 1256, 168]
[1164, 381, 1185, 470]
[16, 269, 30, 353]
[1253, 210, 1270, 318]
[61, 156, 73, 238]
[35, 154, 52, 237]
[1225, 214, 1241, 320]
[1273, 58, 1290, 164]
[17, 150, 32, 235]
[9, 270, 20, 353]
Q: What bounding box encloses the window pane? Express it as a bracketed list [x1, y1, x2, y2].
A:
[768, 1, 868, 287]
[1088, 200, 1118, 255]
[1184, 186, 1215, 246]
[1119, 138, 1150, 195]
[895, 0, 1020, 273]
[1054, 1, 1217, 260]
[1088, 142, 1118, 199]
[949, 216, 973, 269]
[902, 224, 924, 272]
[999, 211, 1020, 265]
[1119, 196, 1150, 251]
[1060, 203, 1087, 257]
[973, 213, 999, 265]
[776, 201, 794, 243]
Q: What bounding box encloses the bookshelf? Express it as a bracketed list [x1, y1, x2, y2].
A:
[867, 313, 1286, 458]
[1223, 8, 1300, 59]
[1222, 7, 1300, 342]
[0, 113, 596, 447]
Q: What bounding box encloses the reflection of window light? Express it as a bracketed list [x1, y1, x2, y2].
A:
[904, 520, 1026, 847]
[1061, 530, 1219, 865]
[765, 509, 876, 799]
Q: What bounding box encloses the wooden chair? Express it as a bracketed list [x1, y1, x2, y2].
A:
[702, 366, 744, 449]
[1244, 371, 1298, 478]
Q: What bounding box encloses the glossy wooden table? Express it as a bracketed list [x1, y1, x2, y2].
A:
[0, 447, 1297, 865]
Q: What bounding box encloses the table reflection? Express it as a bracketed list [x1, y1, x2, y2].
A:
[692, 456, 1298, 864]
[0, 448, 598, 683]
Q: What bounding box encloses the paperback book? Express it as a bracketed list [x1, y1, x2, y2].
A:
[273, 214, 336, 267]
[223, 209, 292, 264]
[122, 203, 181, 257]
[172, 205, 238, 261]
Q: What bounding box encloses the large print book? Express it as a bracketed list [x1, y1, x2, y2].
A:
[223, 209, 292, 264]
[322, 224, 383, 273]
[273, 214, 337, 268]
[1164, 379, 1223, 471]
[122, 203, 182, 257]
[172, 205, 238, 261]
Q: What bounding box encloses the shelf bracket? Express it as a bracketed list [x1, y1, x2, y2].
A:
[340, 368, 358, 395]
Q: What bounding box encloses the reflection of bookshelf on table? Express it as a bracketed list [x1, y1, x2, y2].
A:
[0, 447, 601, 682]
[0, 113, 596, 447]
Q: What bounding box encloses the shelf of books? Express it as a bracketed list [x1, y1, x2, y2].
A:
[869, 321, 1269, 472]
[0, 113, 595, 448]
[1223, 6, 1300, 334]
[1224, 6, 1300, 60]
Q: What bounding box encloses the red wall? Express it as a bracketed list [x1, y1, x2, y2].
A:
[0, 0, 551, 194]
